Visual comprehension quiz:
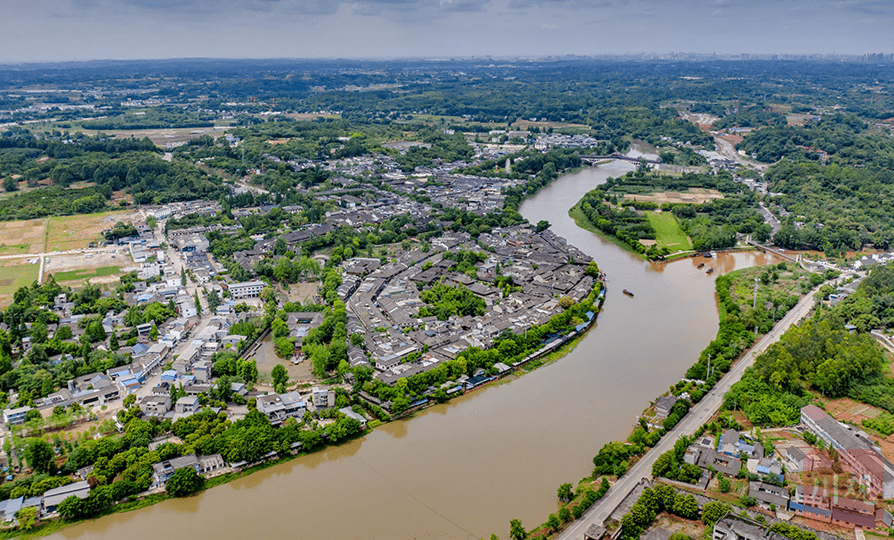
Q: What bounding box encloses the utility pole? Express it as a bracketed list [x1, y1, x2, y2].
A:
[706, 354, 711, 381]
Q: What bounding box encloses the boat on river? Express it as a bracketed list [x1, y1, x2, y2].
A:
[697, 262, 705, 269]
[623, 289, 634, 297]
[706, 268, 714, 275]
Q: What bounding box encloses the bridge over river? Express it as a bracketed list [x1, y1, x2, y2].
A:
[581, 153, 663, 165]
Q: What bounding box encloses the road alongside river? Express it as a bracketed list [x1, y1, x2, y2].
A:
[558, 281, 820, 540]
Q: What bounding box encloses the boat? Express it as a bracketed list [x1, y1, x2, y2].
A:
[623, 289, 634, 297]
[697, 262, 705, 269]
[706, 268, 714, 275]
[703, 253, 713, 258]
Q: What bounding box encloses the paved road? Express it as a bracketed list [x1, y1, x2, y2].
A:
[558, 284, 822, 540]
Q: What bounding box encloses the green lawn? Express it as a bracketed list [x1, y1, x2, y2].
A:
[51, 265, 120, 282]
[0, 263, 40, 295]
[646, 211, 692, 252]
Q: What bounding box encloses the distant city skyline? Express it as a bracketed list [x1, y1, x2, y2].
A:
[1, 0, 891, 63]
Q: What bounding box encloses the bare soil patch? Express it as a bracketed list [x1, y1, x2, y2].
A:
[623, 188, 725, 205]
[824, 397, 883, 424]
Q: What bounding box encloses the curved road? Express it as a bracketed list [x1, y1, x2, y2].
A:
[559, 283, 822, 540]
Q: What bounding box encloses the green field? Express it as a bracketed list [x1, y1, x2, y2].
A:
[645, 211, 692, 252]
[0, 262, 40, 300]
[51, 265, 121, 282]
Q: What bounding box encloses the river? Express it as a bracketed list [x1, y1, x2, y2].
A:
[49, 162, 781, 540]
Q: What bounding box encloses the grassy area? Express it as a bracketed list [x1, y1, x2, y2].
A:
[0, 262, 40, 292]
[0, 261, 41, 307]
[645, 211, 692, 252]
[0, 243, 31, 255]
[51, 265, 121, 282]
[45, 210, 133, 252]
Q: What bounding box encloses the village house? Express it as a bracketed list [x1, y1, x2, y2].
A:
[151, 454, 225, 488]
[256, 391, 306, 426]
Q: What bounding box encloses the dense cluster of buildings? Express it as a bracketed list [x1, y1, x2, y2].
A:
[678, 405, 894, 531]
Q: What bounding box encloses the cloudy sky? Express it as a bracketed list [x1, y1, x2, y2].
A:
[1, 0, 890, 62]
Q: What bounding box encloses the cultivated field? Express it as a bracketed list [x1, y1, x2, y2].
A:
[0, 259, 41, 305]
[45, 210, 143, 252]
[0, 218, 46, 254]
[623, 188, 725, 205]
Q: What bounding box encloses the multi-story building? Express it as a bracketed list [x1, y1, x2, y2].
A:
[228, 280, 266, 299]
[801, 405, 894, 499]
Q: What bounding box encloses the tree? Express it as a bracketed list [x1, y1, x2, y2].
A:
[149, 322, 159, 341]
[3, 176, 18, 192]
[194, 291, 202, 315]
[272, 317, 290, 338]
[701, 501, 731, 527]
[123, 393, 137, 408]
[58, 495, 87, 520]
[181, 268, 187, 286]
[272, 364, 289, 392]
[207, 290, 221, 311]
[672, 494, 699, 519]
[509, 518, 527, 540]
[546, 513, 561, 532]
[535, 220, 551, 232]
[558, 482, 574, 502]
[558, 506, 572, 523]
[15, 506, 37, 530]
[109, 330, 119, 351]
[718, 475, 731, 493]
[165, 466, 204, 497]
[23, 438, 54, 473]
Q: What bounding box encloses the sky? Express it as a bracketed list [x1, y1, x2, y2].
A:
[1, 0, 891, 62]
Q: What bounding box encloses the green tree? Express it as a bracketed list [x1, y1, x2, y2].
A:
[165, 466, 204, 496]
[272, 364, 289, 392]
[149, 322, 159, 341]
[558, 506, 572, 523]
[123, 393, 137, 408]
[701, 501, 731, 527]
[672, 494, 699, 519]
[194, 291, 202, 315]
[546, 513, 561, 532]
[15, 506, 37, 530]
[718, 475, 731, 493]
[558, 482, 574, 502]
[509, 518, 527, 540]
[23, 438, 54, 473]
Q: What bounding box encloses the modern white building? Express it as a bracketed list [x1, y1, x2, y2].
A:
[228, 281, 266, 299]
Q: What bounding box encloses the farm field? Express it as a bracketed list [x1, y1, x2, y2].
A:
[622, 187, 724, 205]
[45, 210, 142, 252]
[0, 259, 40, 306]
[645, 211, 692, 252]
[0, 218, 46, 254]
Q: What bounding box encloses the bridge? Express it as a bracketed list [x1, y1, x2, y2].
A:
[580, 153, 662, 165]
